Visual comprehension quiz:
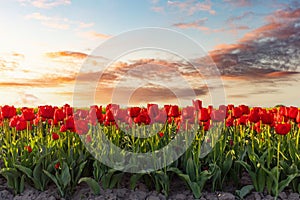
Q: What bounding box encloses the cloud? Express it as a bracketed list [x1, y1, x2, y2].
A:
[0, 52, 25, 71]
[173, 18, 208, 29]
[79, 31, 112, 39]
[19, 0, 71, 9]
[265, 7, 300, 23]
[226, 11, 254, 23]
[0, 74, 75, 88]
[209, 7, 300, 76]
[25, 12, 94, 30]
[167, 0, 216, 15]
[151, 6, 164, 13]
[14, 93, 40, 106]
[173, 18, 249, 33]
[223, 0, 252, 7]
[45, 51, 88, 59]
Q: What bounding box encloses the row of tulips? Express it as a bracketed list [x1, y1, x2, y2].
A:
[0, 101, 299, 199]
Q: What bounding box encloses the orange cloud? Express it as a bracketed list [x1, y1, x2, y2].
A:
[226, 11, 254, 23]
[89, 31, 111, 39]
[0, 74, 75, 88]
[167, 0, 216, 15]
[80, 31, 112, 39]
[239, 23, 281, 43]
[173, 18, 208, 29]
[223, 0, 252, 7]
[45, 51, 88, 59]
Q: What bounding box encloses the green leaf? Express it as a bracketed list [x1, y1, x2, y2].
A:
[33, 162, 43, 190]
[186, 158, 196, 182]
[168, 168, 202, 198]
[222, 152, 233, 183]
[236, 185, 254, 199]
[78, 177, 100, 195]
[189, 182, 201, 199]
[43, 170, 64, 197]
[278, 174, 299, 193]
[14, 164, 33, 178]
[20, 174, 25, 194]
[61, 162, 71, 189]
[257, 168, 266, 192]
[0, 168, 20, 177]
[130, 174, 144, 190]
[109, 172, 124, 189]
[74, 161, 87, 184]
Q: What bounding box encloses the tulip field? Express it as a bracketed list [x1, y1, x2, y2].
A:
[0, 101, 299, 199]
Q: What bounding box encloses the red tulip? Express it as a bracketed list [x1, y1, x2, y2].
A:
[237, 115, 248, 125]
[9, 116, 19, 127]
[203, 120, 211, 131]
[248, 110, 260, 123]
[106, 104, 119, 113]
[64, 106, 73, 116]
[164, 105, 171, 115]
[261, 112, 274, 125]
[168, 105, 180, 117]
[22, 108, 35, 121]
[134, 111, 151, 125]
[158, 132, 164, 138]
[24, 145, 32, 153]
[227, 104, 234, 111]
[198, 108, 210, 122]
[254, 122, 261, 133]
[275, 123, 291, 135]
[38, 105, 54, 119]
[296, 110, 300, 123]
[128, 107, 141, 118]
[16, 120, 27, 131]
[192, 99, 202, 111]
[279, 106, 288, 117]
[114, 109, 127, 122]
[219, 105, 226, 111]
[182, 106, 195, 119]
[60, 124, 67, 132]
[154, 109, 167, 123]
[105, 110, 115, 123]
[239, 105, 250, 115]
[65, 116, 75, 131]
[288, 106, 298, 119]
[54, 108, 65, 122]
[54, 162, 60, 169]
[232, 107, 243, 119]
[1, 105, 16, 118]
[77, 109, 89, 119]
[75, 119, 89, 135]
[88, 108, 98, 126]
[211, 109, 226, 122]
[226, 117, 234, 127]
[147, 103, 159, 115]
[52, 132, 59, 140]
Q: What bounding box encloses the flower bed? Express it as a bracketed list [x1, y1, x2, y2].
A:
[0, 101, 299, 199]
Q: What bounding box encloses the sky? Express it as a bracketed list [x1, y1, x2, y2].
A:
[0, 0, 300, 107]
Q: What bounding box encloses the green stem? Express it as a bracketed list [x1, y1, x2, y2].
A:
[251, 123, 255, 154]
[275, 135, 281, 198]
[267, 125, 271, 168]
[296, 127, 299, 150]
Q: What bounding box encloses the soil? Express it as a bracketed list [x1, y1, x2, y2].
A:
[0, 174, 299, 200]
